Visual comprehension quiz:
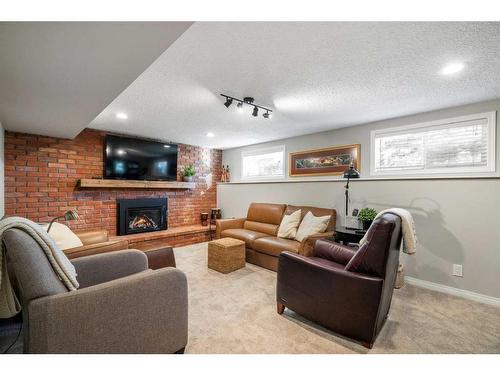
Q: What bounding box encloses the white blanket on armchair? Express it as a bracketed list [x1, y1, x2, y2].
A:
[0, 216, 79, 318]
[359, 208, 417, 255]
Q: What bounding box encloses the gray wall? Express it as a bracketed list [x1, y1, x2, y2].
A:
[219, 99, 500, 299]
[0, 122, 4, 217]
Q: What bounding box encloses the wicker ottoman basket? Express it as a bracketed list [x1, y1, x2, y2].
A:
[208, 238, 246, 274]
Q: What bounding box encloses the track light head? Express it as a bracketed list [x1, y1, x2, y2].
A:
[224, 97, 233, 108]
[220, 94, 272, 119]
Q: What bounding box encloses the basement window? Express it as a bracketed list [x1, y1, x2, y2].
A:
[241, 145, 285, 180]
[370, 112, 496, 177]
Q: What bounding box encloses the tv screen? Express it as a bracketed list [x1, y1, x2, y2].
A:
[104, 135, 178, 181]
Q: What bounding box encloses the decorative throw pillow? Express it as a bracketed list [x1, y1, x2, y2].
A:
[277, 209, 302, 239]
[41, 222, 83, 250]
[295, 211, 330, 242]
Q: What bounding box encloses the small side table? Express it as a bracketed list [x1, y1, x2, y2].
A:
[208, 238, 245, 274]
[334, 227, 367, 245]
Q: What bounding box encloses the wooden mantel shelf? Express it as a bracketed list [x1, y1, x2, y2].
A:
[78, 178, 195, 189]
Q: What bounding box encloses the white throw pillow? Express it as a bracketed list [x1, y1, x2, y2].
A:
[42, 222, 83, 250]
[277, 209, 302, 239]
[295, 211, 330, 242]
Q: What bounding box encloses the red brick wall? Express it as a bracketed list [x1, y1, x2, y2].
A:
[4, 129, 222, 235]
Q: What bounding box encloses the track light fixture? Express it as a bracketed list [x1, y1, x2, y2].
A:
[224, 97, 233, 108]
[220, 94, 273, 119]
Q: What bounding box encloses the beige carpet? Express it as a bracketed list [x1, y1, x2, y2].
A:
[175, 242, 500, 354]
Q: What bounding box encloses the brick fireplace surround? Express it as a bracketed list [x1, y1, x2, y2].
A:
[4, 129, 222, 247]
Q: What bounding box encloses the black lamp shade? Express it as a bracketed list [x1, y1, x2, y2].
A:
[343, 165, 360, 178]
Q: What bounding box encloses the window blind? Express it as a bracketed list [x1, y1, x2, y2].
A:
[372, 112, 495, 176]
[242, 146, 285, 179]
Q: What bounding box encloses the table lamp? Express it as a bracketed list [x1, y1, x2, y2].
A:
[47, 210, 80, 232]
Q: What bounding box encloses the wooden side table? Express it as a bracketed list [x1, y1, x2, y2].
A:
[334, 227, 367, 245]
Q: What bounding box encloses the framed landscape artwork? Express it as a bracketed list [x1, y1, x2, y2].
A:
[289, 144, 360, 177]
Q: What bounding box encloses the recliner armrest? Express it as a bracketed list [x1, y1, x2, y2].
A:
[313, 239, 357, 265]
[298, 231, 334, 257]
[216, 218, 246, 239]
[71, 250, 149, 288]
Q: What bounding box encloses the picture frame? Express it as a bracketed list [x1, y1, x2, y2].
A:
[289, 144, 360, 177]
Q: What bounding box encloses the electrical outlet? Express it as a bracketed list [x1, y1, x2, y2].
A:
[452, 264, 463, 277]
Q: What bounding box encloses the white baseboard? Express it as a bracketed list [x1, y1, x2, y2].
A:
[404, 276, 500, 308]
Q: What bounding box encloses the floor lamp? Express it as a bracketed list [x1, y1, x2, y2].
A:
[343, 164, 360, 217]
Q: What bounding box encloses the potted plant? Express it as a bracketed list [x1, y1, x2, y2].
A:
[182, 164, 196, 182]
[358, 208, 377, 230]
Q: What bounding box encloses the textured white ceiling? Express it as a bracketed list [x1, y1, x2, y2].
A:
[4, 22, 499, 148]
[89, 22, 500, 149]
[0, 22, 192, 138]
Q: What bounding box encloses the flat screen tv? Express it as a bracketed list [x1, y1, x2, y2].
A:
[104, 135, 178, 181]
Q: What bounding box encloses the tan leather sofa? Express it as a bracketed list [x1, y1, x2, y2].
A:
[216, 203, 336, 271]
[63, 229, 129, 259]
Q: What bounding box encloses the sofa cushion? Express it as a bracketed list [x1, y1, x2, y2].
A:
[252, 236, 300, 257]
[277, 209, 302, 239]
[246, 203, 286, 225]
[295, 211, 330, 242]
[286, 205, 336, 232]
[41, 222, 83, 250]
[244, 220, 279, 236]
[220, 228, 269, 248]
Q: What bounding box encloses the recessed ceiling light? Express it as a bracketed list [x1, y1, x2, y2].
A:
[116, 112, 128, 120]
[206, 132, 215, 138]
[440, 62, 465, 76]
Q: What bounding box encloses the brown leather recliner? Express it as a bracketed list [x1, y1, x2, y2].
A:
[276, 213, 402, 348]
[217, 203, 336, 271]
[63, 229, 129, 259]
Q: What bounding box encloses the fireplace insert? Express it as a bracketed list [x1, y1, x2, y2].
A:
[117, 198, 167, 235]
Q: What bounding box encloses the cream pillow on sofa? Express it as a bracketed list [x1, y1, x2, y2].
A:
[295, 211, 330, 242]
[277, 209, 302, 239]
[41, 222, 83, 250]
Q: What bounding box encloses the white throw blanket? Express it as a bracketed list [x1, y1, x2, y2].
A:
[0, 217, 79, 318]
[359, 208, 417, 254]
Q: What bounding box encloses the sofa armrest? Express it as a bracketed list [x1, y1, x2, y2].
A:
[313, 239, 357, 265]
[216, 218, 246, 239]
[63, 240, 129, 259]
[71, 250, 148, 288]
[28, 267, 188, 353]
[75, 230, 109, 245]
[298, 231, 334, 257]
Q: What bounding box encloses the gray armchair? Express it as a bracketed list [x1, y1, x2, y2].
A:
[3, 228, 188, 354]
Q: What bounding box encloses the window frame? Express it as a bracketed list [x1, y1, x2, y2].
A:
[241, 144, 286, 181]
[370, 111, 497, 177]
